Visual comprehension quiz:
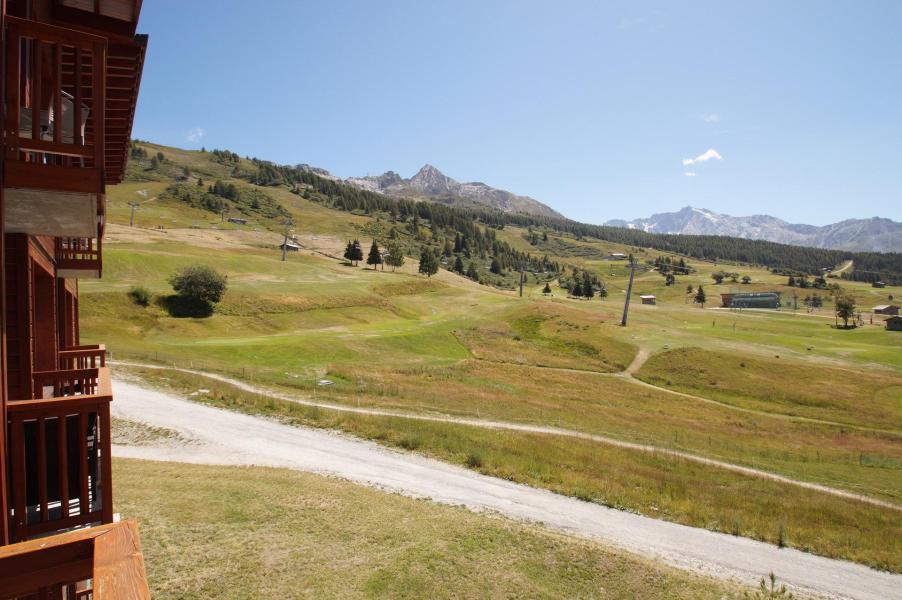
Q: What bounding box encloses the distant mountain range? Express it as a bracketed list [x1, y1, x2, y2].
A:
[605, 206, 901, 253]
[302, 164, 562, 218]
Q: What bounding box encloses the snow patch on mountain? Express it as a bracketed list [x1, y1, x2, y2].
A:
[605, 206, 901, 253]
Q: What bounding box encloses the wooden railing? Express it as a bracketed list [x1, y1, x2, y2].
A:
[56, 236, 103, 276]
[0, 521, 150, 600]
[7, 368, 112, 542]
[59, 344, 107, 370]
[32, 367, 100, 399]
[3, 15, 106, 194]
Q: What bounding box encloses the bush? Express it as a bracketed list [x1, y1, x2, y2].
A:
[128, 286, 151, 306]
[465, 452, 484, 469]
[169, 265, 228, 305]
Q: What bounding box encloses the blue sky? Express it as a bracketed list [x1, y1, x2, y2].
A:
[133, 1, 901, 225]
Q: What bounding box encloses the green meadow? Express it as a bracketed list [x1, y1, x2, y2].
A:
[85, 144, 902, 572]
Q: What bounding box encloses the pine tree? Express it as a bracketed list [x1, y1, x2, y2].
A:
[443, 239, 454, 257]
[582, 272, 594, 298]
[572, 281, 583, 297]
[454, 232, 463, 253]
[453, 256, 465, 274]
[343, 240, 355, 265]
[542, 282, 552, 295]
[599, 286, 608, 300]
[353, 239, 363, 265]
[385, 240, 405, 271]
[686, 284, 694, 295]
[418, 247, 438, 277]
[466, 261, 479, 282]
[695, 285, 707, 307]
[367, 240, 382, 270]
[490, 257, 503, 275]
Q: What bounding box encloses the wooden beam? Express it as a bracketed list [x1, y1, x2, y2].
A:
[4, 162, 103, 194]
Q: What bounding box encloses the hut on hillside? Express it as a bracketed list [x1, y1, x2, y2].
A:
[722, 292, 781, 309]
[639, 295, 656, 305]
[873, 305, 900, 316]
[885, 316, 902, 331]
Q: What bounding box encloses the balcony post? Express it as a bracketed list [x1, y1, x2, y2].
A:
[99, 402, 113, 524]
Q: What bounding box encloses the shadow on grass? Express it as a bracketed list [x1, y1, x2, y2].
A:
[158, 295, 214, 318]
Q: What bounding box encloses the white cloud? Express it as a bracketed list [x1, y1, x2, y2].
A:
[186, 127, 205, 142]
[619, 10, 665, 31]
[702, 113, 721, 123]
[682, 148, 723, 166]
[684, 172, 697, 177]
[619, 16, 646, 29]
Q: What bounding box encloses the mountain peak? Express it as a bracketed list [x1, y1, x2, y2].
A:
[343, 163, 563, 218]
[409, 164, 457, 195]
[605, 208, 901, 252]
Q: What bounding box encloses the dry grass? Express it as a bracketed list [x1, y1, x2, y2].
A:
[127, 367, 902, 572]
[311, 359, 902, 503]
[636, 347, 902, 430]
[454, 303, 637, 372]
[114, 458, 740, 599]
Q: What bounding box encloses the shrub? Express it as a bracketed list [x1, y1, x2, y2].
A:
[128, 286, 151, 306]
[743, 572, 794, 599]
[169, 265, 228, 305]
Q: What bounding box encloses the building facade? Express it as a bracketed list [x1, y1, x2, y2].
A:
[720, 292, 781, 309]
[1, 0, 148, 595]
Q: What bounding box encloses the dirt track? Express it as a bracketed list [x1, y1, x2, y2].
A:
[111, 377, 902, 600]
[112, 361, 901, 511]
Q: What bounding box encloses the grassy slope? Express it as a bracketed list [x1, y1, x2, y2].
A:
[124, 365, 902, 572]
[86, 142, 902, 571]
[114, 458, 739, 599]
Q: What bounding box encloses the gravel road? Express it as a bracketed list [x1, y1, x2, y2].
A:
[110, 378, 902, 600]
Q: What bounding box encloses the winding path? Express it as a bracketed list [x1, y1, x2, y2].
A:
[110, 377, 902, 600]
[111, 361, 900, 511]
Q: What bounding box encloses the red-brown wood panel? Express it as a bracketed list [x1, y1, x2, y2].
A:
[0, 0, 9, 541]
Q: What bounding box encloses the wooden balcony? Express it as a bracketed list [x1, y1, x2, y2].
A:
[0, 520, 149, 600]
[3, 16, 107, 238]
[6, 367, 113, 543]
[56, 237, 102, 279]
[59, 345, 107, 371]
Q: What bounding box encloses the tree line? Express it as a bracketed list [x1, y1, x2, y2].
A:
[233, 155, 901, 284]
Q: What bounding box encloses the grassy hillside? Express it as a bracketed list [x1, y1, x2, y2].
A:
[88, 142, 902, 572]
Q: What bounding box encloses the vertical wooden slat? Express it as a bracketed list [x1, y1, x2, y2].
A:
[91, 41, 106, 169]
[6, 28, 22, 159]
[32, 39, 42, 143]
[11, 415, 28, 539]
[99, 403, 113, 523]
[54, 43, 63, 144]
[59, 415, 70, 519]
[73, 47, 83, 147]
[38, 417, 49, 521]
[78, 412, 89, 516]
